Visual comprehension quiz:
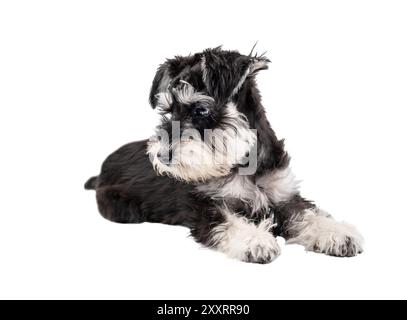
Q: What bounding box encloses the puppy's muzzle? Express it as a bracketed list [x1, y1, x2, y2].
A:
[157, 149, 172, 165]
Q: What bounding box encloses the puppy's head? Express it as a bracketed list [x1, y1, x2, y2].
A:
[147, 47, 269, 182]
[149, 46, 269, 107]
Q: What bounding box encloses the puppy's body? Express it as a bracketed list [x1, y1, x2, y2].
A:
[86, 47, 364, 263]
[86, 138, 284, 263]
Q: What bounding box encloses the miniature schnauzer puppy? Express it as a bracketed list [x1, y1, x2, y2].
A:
[85, 47, 364, 263]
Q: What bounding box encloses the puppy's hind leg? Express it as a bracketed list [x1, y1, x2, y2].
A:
[191, 206, 280, 264]
[95, 185, 145, 224]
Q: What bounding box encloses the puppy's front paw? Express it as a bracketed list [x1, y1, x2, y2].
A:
[313, 233, 364, 257]
[243, 234, 281, 264]
[288, 212, 364, 257]
[212, 216, 280, 264]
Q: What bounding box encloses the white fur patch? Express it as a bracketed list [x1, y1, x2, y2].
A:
[147, 102, 257, 182]
[251, 59, 268, 73]
[256, 167, 300, 204]
[231, 65, 251, 97]
[287, 209, 364, 257]
[155, 91, 173, 112]
[197, 175, 269, 213]
[173, 81, 214, 105]
[218, 102, 257, 163]
[229, 59, 270, 98]
[147, 132, 231, 182]
[211, 209, 280, 263]
[201, 56, 208, 84]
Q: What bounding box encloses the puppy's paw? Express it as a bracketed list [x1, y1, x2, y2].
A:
[312, 231, 364, 257]
[287, 212, 364, 257]
[243, 233, 281, 264]
[212, 215, 280, 264]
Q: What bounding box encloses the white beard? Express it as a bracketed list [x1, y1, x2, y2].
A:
[147, 102, 257, 182]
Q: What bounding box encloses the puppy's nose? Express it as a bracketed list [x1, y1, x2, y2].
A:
[192, 106, 210, 118]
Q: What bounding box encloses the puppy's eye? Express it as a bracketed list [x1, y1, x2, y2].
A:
[191, 103, 210, 118]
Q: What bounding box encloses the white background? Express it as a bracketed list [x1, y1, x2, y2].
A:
[1, 0, 406, 299]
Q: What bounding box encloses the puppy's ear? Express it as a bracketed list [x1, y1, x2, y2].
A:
[201, 48, 270, 101]
[247, 42, 269, 76]
[149, 63, 172, 109]
[248, 56, 269, 77]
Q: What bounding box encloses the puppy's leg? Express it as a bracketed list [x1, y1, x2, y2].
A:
[191, 207, 280, 264]
[257, 167, 364, 257]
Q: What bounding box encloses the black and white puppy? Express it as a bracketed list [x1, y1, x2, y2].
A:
[85, 47, 363, 263]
